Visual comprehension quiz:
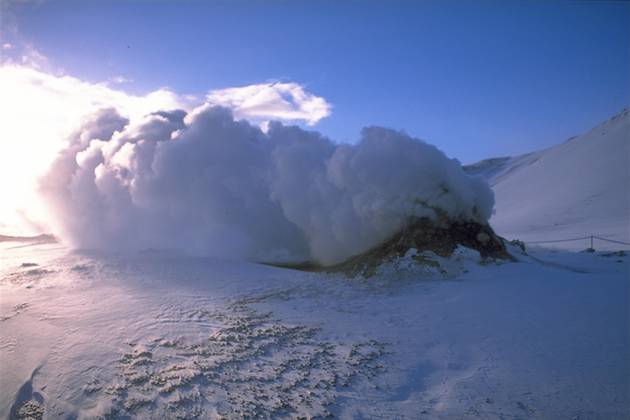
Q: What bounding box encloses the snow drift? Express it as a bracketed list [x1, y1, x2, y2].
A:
[42, 105, 494, 265]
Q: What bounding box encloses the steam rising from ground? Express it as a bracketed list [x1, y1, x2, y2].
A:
[42, 105, 493, 265]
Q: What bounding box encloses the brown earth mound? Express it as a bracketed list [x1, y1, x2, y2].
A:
[268, 217, 512, 277]
[329, 217, 512, 277]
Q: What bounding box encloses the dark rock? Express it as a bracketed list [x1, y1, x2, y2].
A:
[327, 217, 512, 277]
[21, 263, 39, 268]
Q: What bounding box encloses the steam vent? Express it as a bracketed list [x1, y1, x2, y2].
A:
[327, 217, 512, 277]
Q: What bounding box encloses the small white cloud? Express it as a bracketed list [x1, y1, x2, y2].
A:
[20, 47, 49, 70]
[206, 82, 331, 126]
[0, 39, 52, 71]
[109, 75, 132, 84]
[13, 45, 47, 70]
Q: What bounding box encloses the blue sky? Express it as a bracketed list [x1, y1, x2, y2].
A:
[4, 0, 629, 163]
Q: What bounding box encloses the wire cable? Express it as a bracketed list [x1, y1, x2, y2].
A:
[524, 236, 591, 244]
[523, 235, 630, 247]
[593, 236, 630, 246]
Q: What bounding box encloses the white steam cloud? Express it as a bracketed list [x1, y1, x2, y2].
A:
[0, 65, 331, 235]
[42, 104, 493, 265]
[0, 64, 184, 235]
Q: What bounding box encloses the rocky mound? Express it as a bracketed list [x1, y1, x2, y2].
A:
[332, 217, 511, 277]
[271, 217, 512, 277]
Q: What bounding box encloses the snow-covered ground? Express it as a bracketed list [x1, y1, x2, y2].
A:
[1, 241, 628, 419]
[466, 109, 630, 251]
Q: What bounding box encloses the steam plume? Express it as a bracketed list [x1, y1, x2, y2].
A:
[42, 105, 493, 264]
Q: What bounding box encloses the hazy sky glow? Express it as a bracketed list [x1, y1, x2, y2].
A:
[3, 0, 628, 159]
[0, 0, 628, 235]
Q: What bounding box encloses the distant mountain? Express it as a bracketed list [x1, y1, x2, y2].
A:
[465, 109, 630, 250]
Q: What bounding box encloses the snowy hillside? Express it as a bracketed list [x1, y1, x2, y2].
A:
[466, 109, 630, 251]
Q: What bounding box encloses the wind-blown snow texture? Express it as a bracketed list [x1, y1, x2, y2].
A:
[466, 109, 630, 250]
[1, 242, 628, 419]
[42, 105, 493, 264]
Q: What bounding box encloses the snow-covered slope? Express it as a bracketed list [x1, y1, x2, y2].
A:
[466, 109, 630, 250]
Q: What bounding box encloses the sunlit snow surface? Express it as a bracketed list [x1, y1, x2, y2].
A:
[1, 242, 628, 419]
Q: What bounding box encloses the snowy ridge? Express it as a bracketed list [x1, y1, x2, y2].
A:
[466, 109, 630, 250]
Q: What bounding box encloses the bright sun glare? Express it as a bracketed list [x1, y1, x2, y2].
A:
[0, 65, 183, 235]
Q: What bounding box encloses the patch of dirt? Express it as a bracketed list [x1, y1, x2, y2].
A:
[15, 400, 44, 420]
